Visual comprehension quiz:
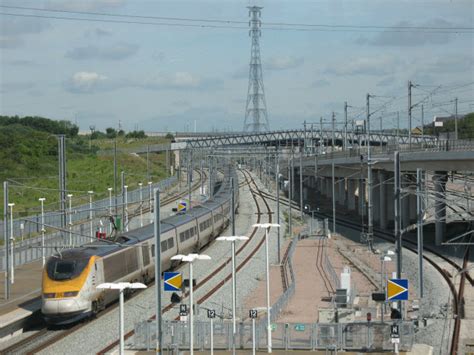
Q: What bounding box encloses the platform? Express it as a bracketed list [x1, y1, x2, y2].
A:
[0, 258, 43, 339]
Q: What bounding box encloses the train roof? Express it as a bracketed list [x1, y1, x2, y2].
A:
[48, 169, 236, 260]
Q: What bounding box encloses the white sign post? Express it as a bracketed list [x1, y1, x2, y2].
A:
[207, 309, 215, 355]
[250, 309, 258, 355]
[391, 323, 400, 354]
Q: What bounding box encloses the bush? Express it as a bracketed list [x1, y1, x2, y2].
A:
[0, 115, 79, 137]
[125, 130, 147, 139]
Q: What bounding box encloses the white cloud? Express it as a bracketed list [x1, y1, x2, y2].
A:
[64, 71, 108, 93]
[264, 56, 304, 71]
[65, 43, 139, 60]
[325, 56, 399, 76]
[63, 71, 220, 94]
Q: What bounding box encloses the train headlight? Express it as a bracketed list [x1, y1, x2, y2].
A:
[43, 293, 56, 298]
[63, 291, 79, 297]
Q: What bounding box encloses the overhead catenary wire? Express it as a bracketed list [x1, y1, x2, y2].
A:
[1, 10, 473, 34]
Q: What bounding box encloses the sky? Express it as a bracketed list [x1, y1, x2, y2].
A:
[0, 0, 473, 132]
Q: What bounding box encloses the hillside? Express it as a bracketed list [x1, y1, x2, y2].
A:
[0, 116, 171, 216]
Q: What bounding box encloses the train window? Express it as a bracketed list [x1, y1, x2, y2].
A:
[161, 241, 167, 252]
[168, 238, 174, 249]
[151, 245, 155, 257]
[180, 232, 185, 242]
[46, 258, 89, 281]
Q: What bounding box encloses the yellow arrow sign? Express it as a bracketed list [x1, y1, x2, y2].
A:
[164, 272, 182, 291]
[387, 279, 408, 300]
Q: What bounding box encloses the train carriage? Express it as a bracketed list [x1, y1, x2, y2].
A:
[41, 169, 239, 325]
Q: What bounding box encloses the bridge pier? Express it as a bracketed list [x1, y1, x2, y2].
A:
[386, 172, 395, 228]
[347, 179, 356, 210]
[407, 175, 418, 225]
[338, 178, 346, 206]
[402, 175, 411, 229]
[358, 179, 366, 217]
[378, 171, 387, 229]
[373, 173, 381, 225]
[433, 171, 448, 245]
[323, 177, 331, 198]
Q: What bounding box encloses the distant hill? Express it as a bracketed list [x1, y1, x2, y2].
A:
[0, 116, 169, 216]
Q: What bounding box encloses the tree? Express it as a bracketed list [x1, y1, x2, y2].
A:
[106, 127, 117, 138]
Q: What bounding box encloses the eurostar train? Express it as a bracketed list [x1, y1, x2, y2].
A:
[42, 169, 238, 324]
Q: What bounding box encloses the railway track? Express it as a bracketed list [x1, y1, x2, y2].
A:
[1, 171, 208, 355]
[258, 187, 471, 355]
[315, 237, 335, 296]
[95, 168, 275, 353]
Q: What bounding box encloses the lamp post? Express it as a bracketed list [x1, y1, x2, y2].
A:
[124, 185, 128, 231]
[88, 191, 94, 239]
[108, 187, 113, 234]
[216, 236, 249, 354]
[252, 223, 281, 353]
[39, 198, 46, 266]
[380, 251, 394, 323]
[138, 182, 143, 227]
[67, 194, 73, 246]
[170, 253, 211, 355]
[148, 181, 153, 220]
[97, 282, 146, 355]
[8, 203, 15, 283]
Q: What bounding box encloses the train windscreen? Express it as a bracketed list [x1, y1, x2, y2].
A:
[46, 258, 89, 281]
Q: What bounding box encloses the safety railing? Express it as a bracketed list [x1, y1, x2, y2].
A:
[133, 319, 414, 352]
[0, 176, 177, 269]
[0, 176, 176, 240]
[270, 233, 298, 323]
[323, 238, 341, 290]
[314, 138, 474, 162]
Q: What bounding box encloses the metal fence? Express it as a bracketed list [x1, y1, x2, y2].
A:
[323, 238, 341, 291]
[133, 319, 414, 352]
[270, 233, 298, 323]
[0, 176, 177, 270]
[133, 220, 414, 351]
[0, 176, 176, 240]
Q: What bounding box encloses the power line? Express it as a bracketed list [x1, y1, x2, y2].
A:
[2, 4, 473, 31]
[1, 10, 473, 34]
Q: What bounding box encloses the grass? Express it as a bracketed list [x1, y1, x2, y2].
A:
[91, 136, 171, 150]
[1, 137, 173, 217]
